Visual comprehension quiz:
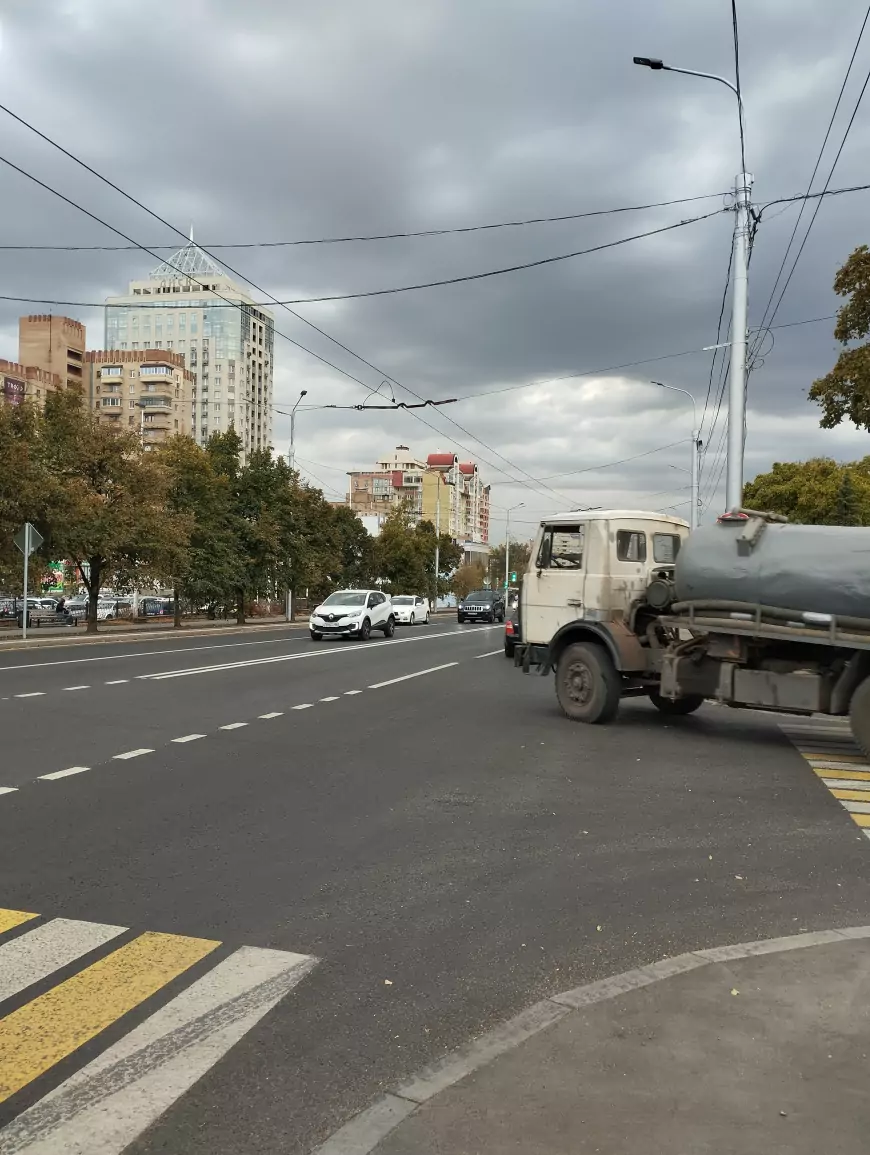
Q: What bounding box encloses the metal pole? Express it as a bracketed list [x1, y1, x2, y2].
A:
[505, 508, 510, 593]
[289, 409, 295, 470]
[22, 524, 29, 642]
[434, 477, 441, 608]
[726, 171, 753, 512]
[690, 429, 700, 531]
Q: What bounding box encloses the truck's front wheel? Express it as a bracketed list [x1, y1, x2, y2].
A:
[555, 642, 620, 724]
[850, 676, 870, 757]
[648, 691, 704, 717]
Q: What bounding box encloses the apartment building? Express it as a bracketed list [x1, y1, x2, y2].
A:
[347, 446, 427, 518]
[84, 349, 193, 444]
[104, 237, 274, 460]
[0, 361, 62, 406]
[18, 314, 86, 393]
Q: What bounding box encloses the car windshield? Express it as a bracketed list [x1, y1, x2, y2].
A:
[391, 597, 413, 605]
[321, 591, 367, 607]
[466, 590, 493, 601]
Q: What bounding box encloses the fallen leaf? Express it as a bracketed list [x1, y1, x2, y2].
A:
[597, 925, 603, 932]
[384, 979, 393, 986]
[731, 988, 739, 996]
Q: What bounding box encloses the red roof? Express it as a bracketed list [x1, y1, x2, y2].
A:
[427, 453, 456, 468]
[458, 463, 475, 475]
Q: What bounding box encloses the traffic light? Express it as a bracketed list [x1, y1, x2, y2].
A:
[510, 571, 517, 582]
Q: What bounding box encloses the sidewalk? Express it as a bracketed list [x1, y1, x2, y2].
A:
[319, 929, 870, 1155]
[0, 615, 301, 650]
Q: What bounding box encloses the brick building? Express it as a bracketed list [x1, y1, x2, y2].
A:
[84, 349, 193, 444]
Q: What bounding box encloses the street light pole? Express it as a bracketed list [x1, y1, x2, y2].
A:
[505, 502, 525, 594]
[289, 389, 308, 470]
[634, 56, 752, 512]
[652, 381, 700, 530]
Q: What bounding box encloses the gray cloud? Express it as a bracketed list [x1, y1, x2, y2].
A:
[1, 0, 869, 540]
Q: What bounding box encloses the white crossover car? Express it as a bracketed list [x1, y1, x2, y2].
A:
[309, 590, 395, 641]
[390, 595, 430, 625]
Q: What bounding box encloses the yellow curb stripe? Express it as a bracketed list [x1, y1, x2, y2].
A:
[850, 812, 870, 828]
[830, 788, 870, 802]
[801, 752, 865, 762]
[813, 767, 870, 781]
[0, 930, 219, 1103]
[0, 909, 38, 937]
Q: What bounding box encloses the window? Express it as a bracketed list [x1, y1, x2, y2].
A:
[130, 370, 136, 377]
[166, 341, 173, 349]
[537, 525, 584, 570]
[120, 342, 127, 350]
[653, 533, 681, 564]
[144, 342, 151, 349]
[129, 401, 136, 409]
[132, 342, 139, 349]
[129, 384, 136, 393]
[617, 530, 647, 562]
[129, 416, 135, 425]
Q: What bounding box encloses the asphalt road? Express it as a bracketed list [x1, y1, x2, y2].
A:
[0, 622, 869, 1153]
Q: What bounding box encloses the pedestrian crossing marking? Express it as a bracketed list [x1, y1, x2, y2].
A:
[0, 909, 38, 936]
[0, 905, 317, 1153]
[0, 931, 219, 1103]
[781, 721, 870, 840]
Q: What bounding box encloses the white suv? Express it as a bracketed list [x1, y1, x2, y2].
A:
[310, 590, 395, 641]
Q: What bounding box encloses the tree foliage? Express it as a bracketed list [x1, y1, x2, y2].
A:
[452, 561, 487, 600]
[373, 507, 461, 599]
[742, 457, 870, 525]
[488, 540, 532, 589]
[810, 245, 870, 429]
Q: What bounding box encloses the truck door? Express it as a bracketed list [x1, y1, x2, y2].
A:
[610, 527, 650, 617]
[523, 523, 587, 642]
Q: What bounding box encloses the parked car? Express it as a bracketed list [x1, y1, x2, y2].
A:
[309, 590, 395, 641]
[457, 589, 505, 624]
[504, 613, 519, 658]
[65, 599, 88, 621]
[97, 598, 133, 621]
[389, 595, 430, 625]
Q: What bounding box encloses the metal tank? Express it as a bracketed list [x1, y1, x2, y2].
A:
[674, 521, 870, 620]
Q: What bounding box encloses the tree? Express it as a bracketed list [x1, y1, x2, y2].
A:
[810, 245, 870, 429]
[375, 507, 430, 594]
[452, 561, 487, 600]
[38, 391, 190, 632]
[488, 540, 532, 590]
[416, 519, 462, 603]
[0, 400, 49, 594]
[742, 457, 870, 525]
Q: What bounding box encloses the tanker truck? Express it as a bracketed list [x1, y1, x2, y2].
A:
[513, 508, 870, 755]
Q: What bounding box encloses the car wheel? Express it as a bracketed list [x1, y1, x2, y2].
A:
[425, 611, 430, 624]
[504, 641, 515, 658]
[409, 613, 415, 626]
[310, 630, 323, 641]
[457, 615, 464, 623]
[359, 617, 371, 641]
[382, 615, 395, 638]
[488, 613, 495, 624]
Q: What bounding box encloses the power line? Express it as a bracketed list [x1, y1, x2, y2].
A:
[0, 189, 732, 250]
[700, 244, 733, 439]
[750, 5, 870, 354]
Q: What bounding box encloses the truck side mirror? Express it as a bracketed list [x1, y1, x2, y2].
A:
[538, 537, 551, 571]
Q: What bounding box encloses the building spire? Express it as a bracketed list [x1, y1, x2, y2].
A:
[189, 223, 194, 242]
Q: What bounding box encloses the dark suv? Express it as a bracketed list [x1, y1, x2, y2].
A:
[458, 589, 505, 624]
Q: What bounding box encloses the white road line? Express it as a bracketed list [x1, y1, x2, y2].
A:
[15, 692, 45, 698]
[474, 649, 504, 658]
[104, 679, 129, 685]
[113, 749, 154, 760]
[841, 800, 870, 814]
[344, 690, 362, 695]
[0, 918, 126, 1003]
[219, 723, 247, 731]
[292, 703, 313, 710]
[39, 767, 90, 781]
[63, 685, 90, 691]
[820, 778, 870, 791]
[0, 786, 19, 795]
[259, 712, 283, 719]
[368, 662, 458, 690]
[320, 696, 339, 702]
[811, 759, 869, 772]
[171, 734, 206, 744]
[0, 945, 317, 1155]
[138, 626, 498, 683]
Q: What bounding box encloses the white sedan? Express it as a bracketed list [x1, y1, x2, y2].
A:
[309, 589, 395, 641]
[390, 595, 430, 625]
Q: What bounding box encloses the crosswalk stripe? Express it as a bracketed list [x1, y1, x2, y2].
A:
[782, 723, 870, 843]
[1, 945, 317, 1155]
[814, 767, 870, 782]
[850, 812, 870, 828]
[0, 931, 219, 1103]
[0, 909, 38, 936]
[0, 919, 126, 1004]
[830, 788, 870, 803]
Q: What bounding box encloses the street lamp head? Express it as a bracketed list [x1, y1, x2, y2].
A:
[300, 389, 308, 398]
[633, 56, 665, 70]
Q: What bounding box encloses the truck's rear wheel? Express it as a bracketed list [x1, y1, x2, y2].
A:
[648, 691, 704, 717]
[850, 676, 870, 757]
[555, 642, 620, 724]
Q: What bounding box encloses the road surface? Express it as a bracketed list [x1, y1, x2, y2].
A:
[0, 622, 868, 1153]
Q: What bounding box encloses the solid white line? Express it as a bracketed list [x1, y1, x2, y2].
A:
[15, 692, 45, 698]
[138, 626, 499, 683]
[219, 722, 247, 730]
[0, 945, 317, 1155]
[113, 749, 154, 760]
[63, 685, 90, 691]
[0, 786, 19, 795]
[344, 690, 362, 695]
[258, 712, 283, 719]
[292, 703, 313, 710]
[474, 649, 504, 658]
[320, 696, 339, 702]
[104, 679, 129, 685]
[171, 734, 206, 744]
[368, 662, 458, 690]
[0, 917, 126, 1003]
[39, 766, 90, 780]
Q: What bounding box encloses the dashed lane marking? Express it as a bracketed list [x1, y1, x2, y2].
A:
[320, 696, 339, 702]
[0, 787, 19, 796]
[112, 749, 154, 761]
[259, 712, 283, 719]
[344, 690, 362, 695]
[14, 693, 44, 699]
[62, 686, 89, 692]
[368, 662, 458, 690]
[293, 703, 313, 710]
[104, 679, 128, 685]
[781, 721, 870, 841]
[39, 767, 90, 781]
[0, 904, 317, 1152]
[474, 649, 504, 658]
[218, 723, 247, 731]
[171, 734, 206, 744]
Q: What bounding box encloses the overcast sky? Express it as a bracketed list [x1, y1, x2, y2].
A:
[2, 0, 870, 541]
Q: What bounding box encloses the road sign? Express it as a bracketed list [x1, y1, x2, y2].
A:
[13, 523, 43, 556]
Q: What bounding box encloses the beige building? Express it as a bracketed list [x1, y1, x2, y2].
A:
[18, 314, 86, 392]
[347, 446, 427, 519]
[84, 349, 192, 444]
[1, 360, 63, 407]
[104, 237, 274, 460]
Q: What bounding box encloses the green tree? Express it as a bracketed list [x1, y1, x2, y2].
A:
[742, 457, 870, 525]
[452, 561, 487, 600]
[0, 400, 49, 594]
[415, 519, 462, 603]
[810, 245, 870, 429]
[488, 540, 532, 590]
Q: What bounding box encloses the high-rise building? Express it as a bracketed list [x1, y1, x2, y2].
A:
[83, 349, 193, 445]
[104, 239, 274, 459]
[18, 314, 86, 393]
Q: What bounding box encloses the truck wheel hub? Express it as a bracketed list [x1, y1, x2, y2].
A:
[566, 660, 593, 705]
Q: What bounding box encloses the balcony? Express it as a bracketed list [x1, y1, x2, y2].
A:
[139, 396, 172, 412]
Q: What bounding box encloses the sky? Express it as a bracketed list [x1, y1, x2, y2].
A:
[1, 0, 869, 544]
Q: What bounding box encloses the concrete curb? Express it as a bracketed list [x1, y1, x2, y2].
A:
[0, 619, 305, 652]
[310, 925, 870, 1155]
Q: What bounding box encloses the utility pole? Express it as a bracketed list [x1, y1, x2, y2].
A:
[505, 502, 524, 593]
[653, 382, 700, 530]
[726, 171, 753, 511]
[434, 475, 441, 608]
[289, 389, 308, 470]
